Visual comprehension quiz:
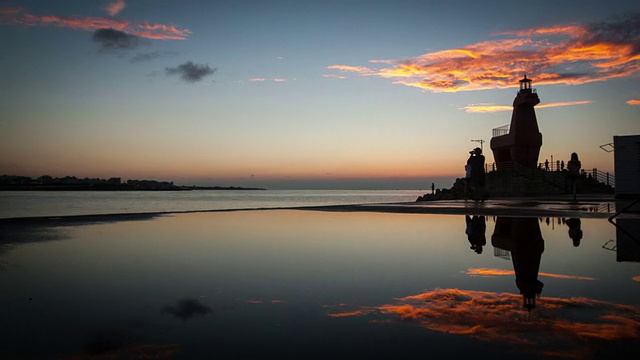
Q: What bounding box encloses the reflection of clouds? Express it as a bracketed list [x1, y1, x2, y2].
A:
[161, 299, 212, 320]
[328, 288, 640, 358]
[467, 268, 596, 281]
[67, 343, 179, 359]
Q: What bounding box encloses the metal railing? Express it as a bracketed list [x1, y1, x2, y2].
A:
[581, 168, 615, 188]
[494, 161, 566, 191]
[492, 125, 509, 138]
[490, 161, 615, 191]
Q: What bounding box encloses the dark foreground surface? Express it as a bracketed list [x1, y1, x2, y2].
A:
[1, 208, 639, 359]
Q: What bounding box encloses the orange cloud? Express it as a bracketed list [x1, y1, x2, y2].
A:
[466, 267, 596, 280]
[327, 288, 640, 359]
[627, 99, 640, 106]
[249, 78, 266, 82]
[326, 64, 376, 76]
[0, 7, 190, 40]
[104, 0, 126, 17]
[633, 276, 640, 282]
[327, 15, 640, 92]
[462, 100, 593, 113]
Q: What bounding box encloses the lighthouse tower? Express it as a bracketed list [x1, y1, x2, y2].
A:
[490, 75, 543, 169]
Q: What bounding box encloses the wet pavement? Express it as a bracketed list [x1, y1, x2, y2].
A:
[301, 195, 640, 219]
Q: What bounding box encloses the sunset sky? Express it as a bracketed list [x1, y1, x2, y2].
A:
[1, 0, 639, 189]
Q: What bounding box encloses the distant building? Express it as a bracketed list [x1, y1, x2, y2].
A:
[613, 135, 640, 198]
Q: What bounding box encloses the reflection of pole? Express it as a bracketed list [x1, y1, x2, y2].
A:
[471, 139, 485, 152]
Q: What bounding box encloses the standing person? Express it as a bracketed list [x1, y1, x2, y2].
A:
[567, 153, 581, 201]
[467, 148, 486, 200]
[544, 159, 549, 171]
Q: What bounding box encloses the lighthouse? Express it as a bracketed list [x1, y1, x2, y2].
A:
[490, 75, 543, 169]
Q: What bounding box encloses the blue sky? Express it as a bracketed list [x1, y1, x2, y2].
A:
[1, 0, 638, 189]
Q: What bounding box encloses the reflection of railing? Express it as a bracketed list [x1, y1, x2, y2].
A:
[492, 125, 509, 138]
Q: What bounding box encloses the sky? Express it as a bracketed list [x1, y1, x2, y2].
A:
[1, 0, 639, 189]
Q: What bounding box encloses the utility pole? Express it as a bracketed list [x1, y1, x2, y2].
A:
[471, 139, 485, 152]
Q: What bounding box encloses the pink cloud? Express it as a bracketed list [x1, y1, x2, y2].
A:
[0, 6, 190, 40]
[104, 0, 126, 17]
[327, 15, 640, 92]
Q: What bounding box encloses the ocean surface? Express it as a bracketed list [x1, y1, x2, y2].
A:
[0, 190, 424, 218]
[1, 211, 639, 359]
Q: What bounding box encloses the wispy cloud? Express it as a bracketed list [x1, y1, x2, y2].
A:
[462, 100, 593, 113]
[248, 78, 293, 82]
[466, 267, 596, 280]
[627, 99, 640, 105]
[327, 14, 640, 92]
[328, 288, 640, 359]
[104, 0, 126, 17]
[0, 6, 190, 40]
[130, 51, 178, 63]
[166, 61, 216, 82]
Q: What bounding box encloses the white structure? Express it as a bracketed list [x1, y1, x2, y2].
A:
[613, 135, 640, 197]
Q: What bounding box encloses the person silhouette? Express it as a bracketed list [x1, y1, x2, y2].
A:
[465, 215, 486, 254]
[567, 153, 582, 200]
[466, 148, 486, 200]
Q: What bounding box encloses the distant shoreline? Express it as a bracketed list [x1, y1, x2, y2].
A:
[0, 185, 266, 191]
[0, 175, 266, 191]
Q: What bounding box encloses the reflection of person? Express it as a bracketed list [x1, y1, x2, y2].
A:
[465, 215, 486, 254]
[466, 148, 485, 200]
[491, 217, 544, 311]
[566, 218, 583, 247]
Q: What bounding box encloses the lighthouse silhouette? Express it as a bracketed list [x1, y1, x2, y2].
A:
[490, 74, 543, 169]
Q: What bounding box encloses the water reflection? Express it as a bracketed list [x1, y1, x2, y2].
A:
[161, 298, 213, 320]
[566, 218, 583, 247]
[328, 288, 640, 359]
[1, 210, 638, 359]
[491, 217, 544, 310]
[465, 215, 486, 254]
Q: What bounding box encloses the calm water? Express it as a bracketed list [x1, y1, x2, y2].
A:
[0, 190, 424, 219]
[1, 211, 639, 359]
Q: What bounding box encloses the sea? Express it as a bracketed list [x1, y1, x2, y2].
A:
[1, 190, 640, 359]
[0, 190, 425, 219]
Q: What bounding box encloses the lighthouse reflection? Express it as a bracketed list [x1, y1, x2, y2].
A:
[491, 217, 545, 310]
